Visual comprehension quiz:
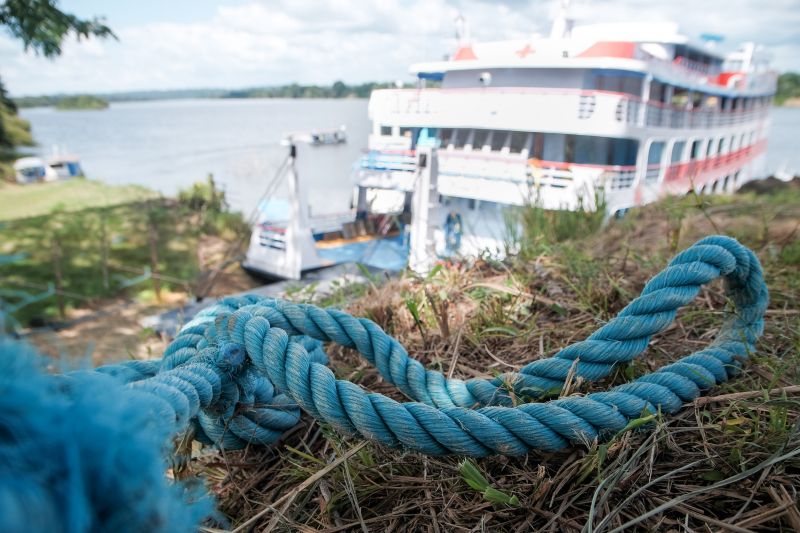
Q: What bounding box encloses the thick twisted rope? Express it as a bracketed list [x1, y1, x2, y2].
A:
[95, 235, 767, 456]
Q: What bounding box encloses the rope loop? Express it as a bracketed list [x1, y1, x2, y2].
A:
[98, 236, 768, 456]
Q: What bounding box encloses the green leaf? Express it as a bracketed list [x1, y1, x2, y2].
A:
[425, 263, 443, 281]
[481, 326, 519, 337]
[459, 460, 519, 507]
[459, 459, 488, 491]
[483, 487, 520, 506]
[405, 298, 422, 324]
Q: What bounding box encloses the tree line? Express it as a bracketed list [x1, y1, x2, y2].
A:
[13, 80, 403, 109]
[776, 72, 800, 105]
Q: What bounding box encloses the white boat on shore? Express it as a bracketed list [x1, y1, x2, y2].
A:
[244, 1, 777, 279]
[13, 157, 58, 183]
[13, 153, 84, 184]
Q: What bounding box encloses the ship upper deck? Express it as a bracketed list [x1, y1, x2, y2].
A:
[410, 22, 776, 97]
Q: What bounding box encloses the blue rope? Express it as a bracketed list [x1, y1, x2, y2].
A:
[98, 235, 767, 455]
[0, 340, 214, 531]
[0, 235, 769, 530]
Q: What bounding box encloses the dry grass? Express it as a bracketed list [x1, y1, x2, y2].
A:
[195, 186, 800, 532]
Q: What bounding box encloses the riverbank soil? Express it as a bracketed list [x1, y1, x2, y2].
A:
[21, 232, 260, 364]
[199, 185, 799, 531]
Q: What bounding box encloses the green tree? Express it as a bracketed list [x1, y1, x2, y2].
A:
[0, 77, 33, 150]
[0, 0, 115, 57]
[776, 72, 800, 105]
[0, 0, 114, 170]
[332, 80, 347, 98]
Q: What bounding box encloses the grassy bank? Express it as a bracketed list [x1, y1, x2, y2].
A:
[0, 179, 157, 221]
[1, 177, 250, 330]
[203, 183, 800, 531]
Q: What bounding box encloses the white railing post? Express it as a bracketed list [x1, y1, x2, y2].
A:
[409, 148, 439, 274]
[639, 74, 652, 127]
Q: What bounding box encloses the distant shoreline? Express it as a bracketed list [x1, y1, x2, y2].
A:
[12, 81, 403, 109]
[54, 95, 109, 111]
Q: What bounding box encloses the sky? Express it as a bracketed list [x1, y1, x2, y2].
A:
[1, 0, 799, 96]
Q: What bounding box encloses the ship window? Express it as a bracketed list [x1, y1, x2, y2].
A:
[508, 131, 528, 153]
[490, 131, 508, 151]
[645, 142, 665, 182]
[399, 127, 414, 138]
[532, 132, 544, 159]
[690, 140, 702, 160]
[453, 129, 469, 149]
[566, 135, 638, 166]
[471, 129, 490, 150]
[704, 95, 719, 110]
[593, 73, 642, 96]
[380, 125, 392, 136]
[437, 128, 454, 146]
[717, 138, 725, 154]
[608, 138, 638, 166]
[649, 80, 666, 103]
[671, 141, 686, 163]
[707, 139, 717, 157]
[565, 135, 575, 162]
[671, 88, 689, 108]
[647, 142, 665, 165]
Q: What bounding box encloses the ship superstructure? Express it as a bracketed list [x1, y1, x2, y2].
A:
[357, 8, 775, 260]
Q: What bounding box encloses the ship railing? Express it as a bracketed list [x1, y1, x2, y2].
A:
[437, 150, 639, 192]
[673, 56, 721, 77]
[646, 57, 718, 89]
[371, 88, 768, 133]
[644, 102, 766, 129]
[528, 160, 575, 189]
[439, 149, 530, 183]
[531, 159, 637, 192]
[360, 149, 417, 172]
[644, 164, 661, 182]
[601, 166, 637, 190]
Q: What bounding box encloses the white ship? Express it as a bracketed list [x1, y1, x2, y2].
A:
[244, 4, 776, 279]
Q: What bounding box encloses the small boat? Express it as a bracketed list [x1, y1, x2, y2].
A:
[280, 126, 347, 148]
[310, 126, 347, 146]
[47, 155, 84, 178]
[13, 157, 58, 184]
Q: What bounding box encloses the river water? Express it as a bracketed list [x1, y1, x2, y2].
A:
[20, 99, 800, 216]
[20, 98, 370, 217]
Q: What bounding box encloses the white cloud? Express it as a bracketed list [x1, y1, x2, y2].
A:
[1, 0, 798, 96]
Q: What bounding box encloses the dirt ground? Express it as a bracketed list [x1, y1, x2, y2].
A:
[25, 233, 263, 365]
